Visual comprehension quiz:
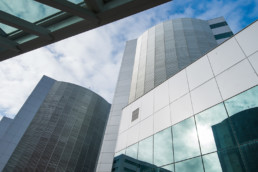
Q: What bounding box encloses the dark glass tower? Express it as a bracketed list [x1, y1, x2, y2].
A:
[2, 76, 111, 172]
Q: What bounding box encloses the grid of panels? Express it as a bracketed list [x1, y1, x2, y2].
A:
[129, 18, 218, 103]
[3, 81, 110, 172]
[116, 86, 258, 172]
[96, 39, 137, 172]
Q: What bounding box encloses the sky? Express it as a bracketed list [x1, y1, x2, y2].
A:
[0, 0, 257, 119]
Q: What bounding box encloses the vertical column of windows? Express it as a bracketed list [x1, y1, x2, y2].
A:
[135, 31, 148, 99]
[144, 27, 155, 93]
[154, 23, 166, 87]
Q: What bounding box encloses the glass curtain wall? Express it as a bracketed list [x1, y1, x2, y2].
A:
[114, 86, 258, 172]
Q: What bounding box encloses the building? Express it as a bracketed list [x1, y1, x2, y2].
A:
[0, 0, 171, 61]
[0, 76, 111, 171]
[114, 18, 258, 172]
[96, 17, 235, 172]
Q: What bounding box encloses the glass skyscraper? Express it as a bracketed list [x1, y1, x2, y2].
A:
[0, 76, 111, 171]
[97, 17, 258, 172]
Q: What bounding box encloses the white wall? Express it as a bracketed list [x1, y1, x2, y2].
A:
[116, 21, 258, 153]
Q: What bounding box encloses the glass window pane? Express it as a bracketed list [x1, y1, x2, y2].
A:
[224, 87, 258, 145]
[172, 117, 200, 162]
[211, 116, 237, 150]
[175, 156, 204, 172]
[217, 148, 245, 172]
[115, 149, 126, 157]
[138, 136, 153, 164]
[0, 0, 59, 33]
[126, 143, 138, 159]
[203, 153, 222, 172]
[195, 103, 229, 154]
[225, 86, 258, 116]
[240, 142, 258, 171]
[161, 164, 174, 172]
[154, 127, 174, 166]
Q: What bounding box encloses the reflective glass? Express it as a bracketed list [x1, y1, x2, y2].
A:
[217, 148, 245, 172]
[240, 142, 258, 171]
[0, 0, 59, 33]
[138, 136, 153, 164]
[67, 0, 84, 4]
[195, 103, 228, 154]
[154, 127, 174, 166]
[225, 86, 258, 116]
[228, 106, 258, 144]
[115, 149, 125, 157]
[161, 164, 174, 172]
[172, 117, 200, 162]
[211, 116, 237, 150]
[203, 153, 222, 172]
[126, 143, 138, 159]
[0, 23, 17, 34]
[175, 156, 204, 172]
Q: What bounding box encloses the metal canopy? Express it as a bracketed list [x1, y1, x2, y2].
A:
[0, 0, 171, 61]
[0, 11, 52, 40]
[84, 0, 104, 12]
[35, 0, 98, 22]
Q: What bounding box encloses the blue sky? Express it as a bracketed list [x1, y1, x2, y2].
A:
[0, 0, 257, 119]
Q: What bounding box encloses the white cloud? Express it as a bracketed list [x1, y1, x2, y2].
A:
[0, 0, 256, 119]
[0, 3, 172, 118]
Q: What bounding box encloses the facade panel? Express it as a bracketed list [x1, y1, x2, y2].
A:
[115, 21, 258, 172]
[1, 76, 110, 172]
[128, 18, 220, 103]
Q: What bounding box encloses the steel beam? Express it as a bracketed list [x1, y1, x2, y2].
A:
[0, 36, 20, 52]
[84, 0, 104, 12]
[35, 0, 98, 22]
[0, 11, 52, 40]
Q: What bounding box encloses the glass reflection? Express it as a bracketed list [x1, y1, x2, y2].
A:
[217, 148, 245, 172]
[161, 164, 174, 172]
[138, 136, 153, 164]
[195, 103, 228, 154]
[175, 156, 204, 172]
[126, 143, 138, 159]
[225, 86, 258, 116]
[115, 149, 125, 157]
[227, 107, 258, 145]
[203, 153, 222, 172]
[211, 117, 237, 150]
[154, 127, 174, 166]
[240, 142, 258, 171]
[172, 117, 200, 162]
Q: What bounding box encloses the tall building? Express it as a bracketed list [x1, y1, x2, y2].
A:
[0, 76, 111, 172]
[96, 17, 235, 172]
[0, 0, 171, 61]
[114, 19, 258, 172]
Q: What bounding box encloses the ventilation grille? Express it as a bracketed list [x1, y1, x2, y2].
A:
[131, 108, 139, 122]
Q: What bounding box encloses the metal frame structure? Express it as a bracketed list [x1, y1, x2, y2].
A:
[0, 0, 171, 61]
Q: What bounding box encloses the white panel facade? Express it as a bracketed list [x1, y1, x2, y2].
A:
[208, 38, 246, 75]
[140, 90, 154, 120]
[168, 69, 189, 102]
[170, 93, 193, 125]
[154, 106, 171, 133]
[191, 78, 222, 114]
[154, 81, 169, 112]
[186, 56, 214, 90]
[139, 115, 154, 140]
[126, 124, 139, 146]
[235, 21, 258, 56]
[115, 21, 258, 158]
[249, 52, 258, 74]
[216, 59, 258, 100]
